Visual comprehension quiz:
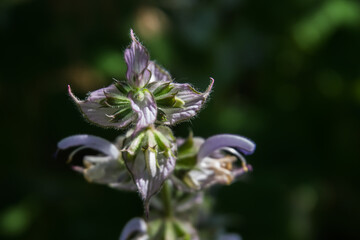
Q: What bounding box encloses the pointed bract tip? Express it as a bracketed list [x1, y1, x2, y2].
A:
[207, 77, 214, 91]
[204, 77, 214, 98]
[67, 84, 72, 95]
[71, 166, 84, 173]
[130, 29, 138, 42]
[67, 85, 80, 103]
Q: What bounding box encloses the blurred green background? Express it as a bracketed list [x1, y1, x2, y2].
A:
[1, 0, 360, 239]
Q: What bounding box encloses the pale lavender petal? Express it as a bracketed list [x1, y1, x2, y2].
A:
[197, 134, 256, 162]
[219, 234, 242, 240]
[137, 69, 151, 88]
[68, 85, 134, 128]
[129, 90, 157, 133]
[119, 217, 148, 240]
[124, 29, 149, 87]
[82, 155, 134, 190]
[147, 61, 172, 85]
[57, 134, 120, 159]
[232, 164, 253, 178]
[158, 78, 214, 125]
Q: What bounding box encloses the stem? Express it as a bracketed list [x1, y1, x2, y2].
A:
[161, 180, 173, 218]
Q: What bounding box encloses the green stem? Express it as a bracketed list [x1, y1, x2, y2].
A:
[161, 180, 173, 218]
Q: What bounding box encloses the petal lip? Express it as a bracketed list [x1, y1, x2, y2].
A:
[197, 134, 256, 161]
[119, 217, 147, 240]
[57, 134, 120, 159]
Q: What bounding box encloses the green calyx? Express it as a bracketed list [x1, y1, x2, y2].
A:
[123, 126, 175, 163]
[175, 132, 198, 170]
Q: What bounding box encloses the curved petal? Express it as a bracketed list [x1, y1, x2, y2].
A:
[57, 134, 120, 159]
[158, 78, 214, 125]
[147, 61, 172, 85]
[83, 155, 129, 185]
[197, 134, 256, 162]
[124, 29, 150, 87]
[219, 234, 242, 240]
[68, 85, 134, 129]
[119, 217, 148, 240]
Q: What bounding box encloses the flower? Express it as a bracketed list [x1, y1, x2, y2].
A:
[118, 216, 199, 240]
[174, 134, 256, 191]
[57, 127, 177, 216]
[121, 126, 176, 215]
[119, 217, 148, 240]
[69, 29, 213, 133]
[219, 233, 242, 240]
[57, 134, 135, 191]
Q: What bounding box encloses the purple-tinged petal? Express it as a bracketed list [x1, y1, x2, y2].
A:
[219, 234, 242, 240]
[147, 61, 172, 85]
[68, 85, 135, 129]
[119, 217, 148, 240]
[57, 134, 120, 159]
[124, 29, 150, 87]
[82, 155, 128, 184]
[232, 164, 253, 178]
[157, 78, 214, 125]
[59, 134, 136, 191]
[197, 134, 256, 162]
[129, 90, 157, 133]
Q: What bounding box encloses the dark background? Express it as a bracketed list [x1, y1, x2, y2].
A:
[1, 0, 360, 239]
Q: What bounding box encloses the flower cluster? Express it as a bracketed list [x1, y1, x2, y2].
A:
[69, 30, 213, 133]
[57, 30, 255, 240]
